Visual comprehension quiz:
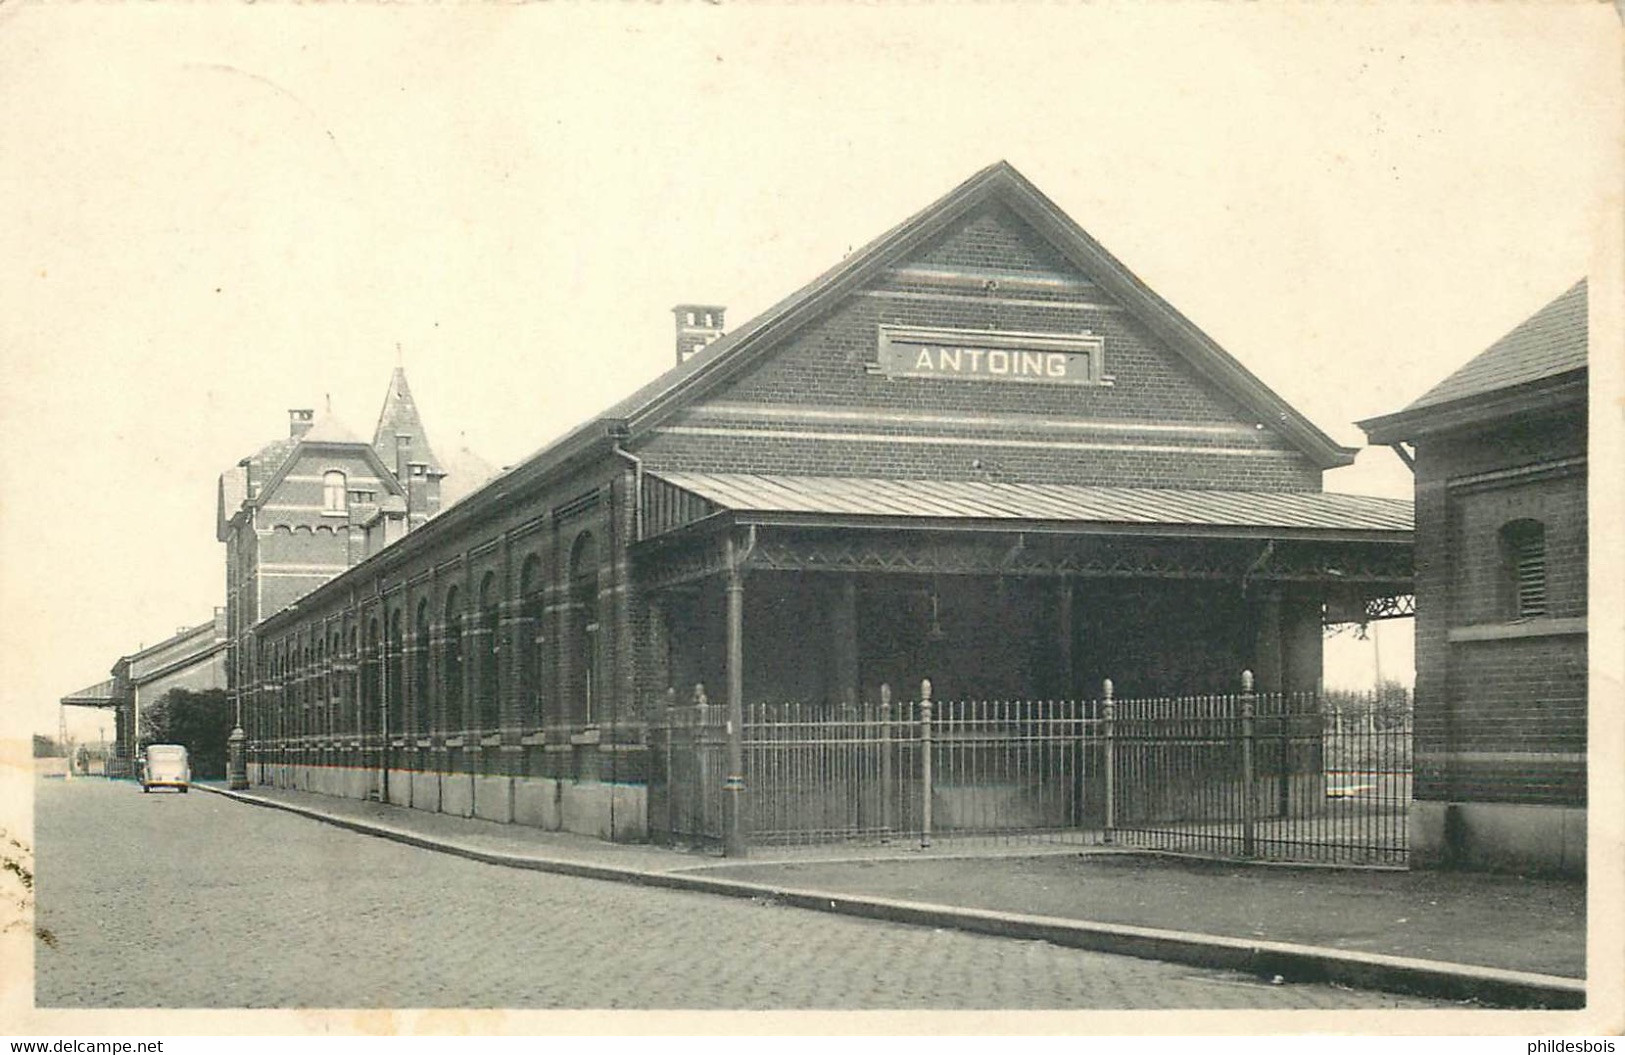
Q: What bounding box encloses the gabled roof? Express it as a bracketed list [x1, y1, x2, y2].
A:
[598, 160, 1356, 469]
[372, 366, 445, 476]
[218, 435, 298, 540]
[256, 164, 1376, 622]
[1360, 279, 1588, 444]
[301, 406, 365, 445]
[1406, 279, 1587, 411]
[219, 407, 395, 538]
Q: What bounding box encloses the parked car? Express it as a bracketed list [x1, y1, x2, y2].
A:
[141, 744, 190, 793]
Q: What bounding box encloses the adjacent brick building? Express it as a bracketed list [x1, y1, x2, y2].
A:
[242, 162, 1413, 842]
[61, 610, 229, 775]
[217, 368, 491, 734]
[1361, 279, 1587, 876]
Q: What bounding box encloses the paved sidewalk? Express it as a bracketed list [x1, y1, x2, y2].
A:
[195, 782, 1585, 1005]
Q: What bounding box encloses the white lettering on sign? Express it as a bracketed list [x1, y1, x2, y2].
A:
[895, 344, 1086, 382]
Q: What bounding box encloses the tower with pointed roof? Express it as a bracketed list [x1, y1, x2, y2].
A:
[371, 366, 447, 531]
[217, 369, 489, 731]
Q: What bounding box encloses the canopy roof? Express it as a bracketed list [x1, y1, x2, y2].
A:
[61, 677, 119, 708]
[648, 471, 1412, 541]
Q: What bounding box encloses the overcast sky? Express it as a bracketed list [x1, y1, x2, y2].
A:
[2, 5, 1617, 740]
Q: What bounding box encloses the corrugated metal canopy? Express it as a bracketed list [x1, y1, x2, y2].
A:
[61, 678, 119, 707]
[649, 472, 1412, 535]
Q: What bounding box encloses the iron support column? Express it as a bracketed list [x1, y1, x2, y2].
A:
[723, 533, 747, 857]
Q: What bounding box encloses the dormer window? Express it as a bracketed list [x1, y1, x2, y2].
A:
[323, 471, 347, 513]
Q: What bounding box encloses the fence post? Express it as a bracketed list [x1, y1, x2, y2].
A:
[1241, 669, 1256, 858]
[879, 683, 892, 842]
[919, 678, 933, 849]
[693, 683, 711, 845]
[1102, 678, 1115, 842]
[662, 686, 676, 841]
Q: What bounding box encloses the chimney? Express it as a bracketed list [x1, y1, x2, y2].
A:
[289, 408, 315, 439]
[672, 304, 726, 366]
[406, 461, 430, 520]
[238, 456, 256, 500]
[396, 436, 414, 528]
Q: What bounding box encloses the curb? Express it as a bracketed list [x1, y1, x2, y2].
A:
[195, 783, 1586, 1010]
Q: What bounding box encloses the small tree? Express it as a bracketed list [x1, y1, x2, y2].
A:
[139, 688, 231, 779]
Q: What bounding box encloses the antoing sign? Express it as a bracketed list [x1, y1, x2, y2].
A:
[876, 326, 1107, 387]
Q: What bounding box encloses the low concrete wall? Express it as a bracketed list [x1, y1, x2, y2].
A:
[1411, 800, 1585, 878]
[513, 778, 562, 830]
[344, 768, 374, 801]
[251, 761, 649, 843]
[559, 782, 647, 841]
[441, 772, 475, 818]
[411, 770, 441, 813]
[472, 775, 513, 823]
[386, 769, 413, 807]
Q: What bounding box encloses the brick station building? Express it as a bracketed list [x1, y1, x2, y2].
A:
[241, 162, 1412, 842]
[1361, 279, 1587, 876]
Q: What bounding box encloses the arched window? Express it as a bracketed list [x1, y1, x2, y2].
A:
[568, 532, 600, 725]
[478, 572, 501, 730]
[519, 555, 545, 728]
[316, 637, 327, 737]
[443, 587, 464, 731]
[364, 618, 382, 737]
[1501, 519, 1547, 619]
[280, 645, 292, 745]
[347, 626, 359, 733]
[329, 630, 343, 733]
[415, 600, 432, 735]
[323, 471, 348, 514]
[387, 610, 404, 737]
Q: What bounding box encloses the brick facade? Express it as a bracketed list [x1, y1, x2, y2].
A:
[240, 163, 1405, 845]
[1362, 279, 1586, 875]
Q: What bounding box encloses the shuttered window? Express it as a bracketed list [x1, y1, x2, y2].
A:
[1501, 520, 1547, 619]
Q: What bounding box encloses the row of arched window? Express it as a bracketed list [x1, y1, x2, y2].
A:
[249, 531, 603, 746]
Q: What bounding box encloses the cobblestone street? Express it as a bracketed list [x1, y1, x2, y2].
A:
[34, 779, 1453, 1010]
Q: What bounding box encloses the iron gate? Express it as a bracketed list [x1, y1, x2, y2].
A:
[647, 682, 1411, 864]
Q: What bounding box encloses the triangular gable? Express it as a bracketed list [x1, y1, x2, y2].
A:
[613, 161, 1355, 469]
[253, 430, 406, 506]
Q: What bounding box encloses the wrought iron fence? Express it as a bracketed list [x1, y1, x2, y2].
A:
[1110, 681, 1412, 865]
[646, 679, 1412, 864]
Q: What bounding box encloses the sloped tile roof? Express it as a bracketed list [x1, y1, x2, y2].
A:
[372, 367, 445, 475]
[1405, 279, 1587, 411]
[437, 437, 497, 511]
[301, 408, 365, 445]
